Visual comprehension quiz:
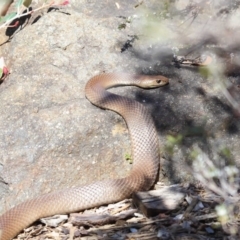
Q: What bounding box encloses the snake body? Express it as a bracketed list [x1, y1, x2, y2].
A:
[0, 73, 168, 240]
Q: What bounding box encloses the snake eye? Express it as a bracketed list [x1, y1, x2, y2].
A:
[156, 79, 162, 84]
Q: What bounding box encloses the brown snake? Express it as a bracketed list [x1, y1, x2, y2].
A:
[0, 73, 169, 240]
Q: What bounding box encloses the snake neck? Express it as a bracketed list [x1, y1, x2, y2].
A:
[85, 75, 160, 190]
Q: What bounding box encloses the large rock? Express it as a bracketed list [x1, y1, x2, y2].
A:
[0, 6, 148, 214]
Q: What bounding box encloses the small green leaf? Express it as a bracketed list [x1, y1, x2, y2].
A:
[220, 147, 231, 159]
[166, 134, 183, 145]
[23, 0, 32, 8]
[118, 23, 126, 30]
[0, 68, 3, 78]
[16, 0, 24, 7]
[0, 12, 17, 23]
[125, 153, 133, 164]
[199, 66, 211, 78]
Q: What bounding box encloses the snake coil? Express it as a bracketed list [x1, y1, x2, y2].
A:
[0, 73, 168, 240]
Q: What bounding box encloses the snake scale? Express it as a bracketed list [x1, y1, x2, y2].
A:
[0, 73, 169, 240]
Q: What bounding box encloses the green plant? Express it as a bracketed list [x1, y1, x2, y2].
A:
[0, 0, 69, 29]
[125, 153, 133, 164]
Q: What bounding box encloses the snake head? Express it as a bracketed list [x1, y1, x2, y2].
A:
[137, 75, 169, 89]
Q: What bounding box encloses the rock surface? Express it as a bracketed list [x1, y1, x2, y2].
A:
[0, 3, 146, 214]
[0, 1, 240, 216]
